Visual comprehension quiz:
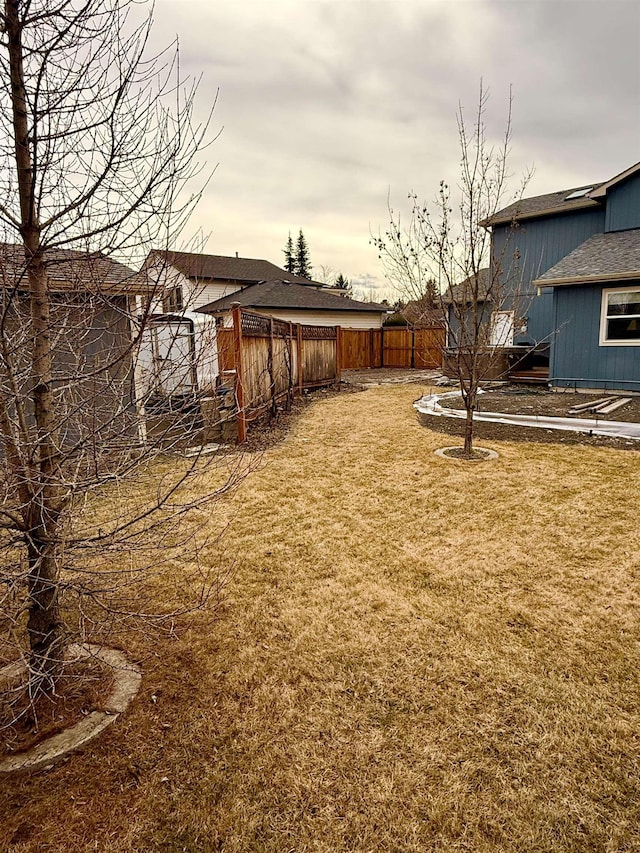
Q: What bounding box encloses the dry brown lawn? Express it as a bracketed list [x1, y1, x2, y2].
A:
[2, 384, 640, 852]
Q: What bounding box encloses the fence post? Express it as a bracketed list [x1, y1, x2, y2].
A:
[335, 325, 342, 387]
[232, 305, 246, 443]
[296, 323, 303, 394]
[380, 326, 385, 368]
[268, 316, 276, 417]
[411, 326, 416, 369]
[287, 321, 295, 407]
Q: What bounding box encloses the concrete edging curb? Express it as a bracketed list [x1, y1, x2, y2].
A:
[0, 643, 141, 775]
[434, 446, 499, 461]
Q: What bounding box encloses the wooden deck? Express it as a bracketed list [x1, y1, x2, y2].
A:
[507, 367, 550, 385]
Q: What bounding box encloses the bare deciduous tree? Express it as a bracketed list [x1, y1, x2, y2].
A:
[0, 0, 237, 726]
[374, 84, 531, 457]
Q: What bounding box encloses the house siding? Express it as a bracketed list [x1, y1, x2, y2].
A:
[146, 264, 244, 312]
[492, 207, 606, 344]
[604, 172, 640, 233]
[187, 280, 242, 310]
[550, 281, 640, 390]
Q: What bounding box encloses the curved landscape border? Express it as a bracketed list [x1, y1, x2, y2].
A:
[415, 393, 640, 441]
[0, 644, 141, 775]
[434, 446, 499, 461]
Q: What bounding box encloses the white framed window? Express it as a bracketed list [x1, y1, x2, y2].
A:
[600, 286, 640, 346]
[490, 310, 514, 347]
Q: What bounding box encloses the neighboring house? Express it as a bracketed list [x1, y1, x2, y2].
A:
[486, 160, 640, 390]
[143, 249, 389, 327]
[142, 249, 327, 312]
[196, 279, 390, 329]
[140, 250, 388, 388]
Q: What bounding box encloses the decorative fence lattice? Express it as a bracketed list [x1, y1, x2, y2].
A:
[300, 325, 336, 340]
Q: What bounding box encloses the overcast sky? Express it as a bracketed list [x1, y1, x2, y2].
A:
[152, 0, 640, 297]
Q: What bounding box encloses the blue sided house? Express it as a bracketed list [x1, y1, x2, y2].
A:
[487, 161, 640, 391]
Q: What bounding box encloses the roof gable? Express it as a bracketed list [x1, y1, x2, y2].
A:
[588, 161, 640, 200]
[444, 268, 491, 303]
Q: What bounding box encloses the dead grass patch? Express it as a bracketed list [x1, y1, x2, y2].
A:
[1, 383, 639, 852]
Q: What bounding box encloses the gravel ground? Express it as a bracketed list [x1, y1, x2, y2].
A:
[341, 368, 440, 387]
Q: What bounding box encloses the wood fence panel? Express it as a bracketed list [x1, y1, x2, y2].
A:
[414, 327, 445, 369]
[372, 329, 382, 366]
[382, 328, 413, 368]
[340, 328, 382, 369]
[242, 334, 272, 414]
[273, 335, 296, 398]
[302, 338, 337, 387]
[381, 327, 444, 369]
[301, 326, 338, 388]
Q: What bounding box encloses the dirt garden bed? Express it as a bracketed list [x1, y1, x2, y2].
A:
[418, 385, 640, 451]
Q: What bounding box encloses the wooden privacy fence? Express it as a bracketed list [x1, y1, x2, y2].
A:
[340, 326, 445, 370]
[217, 307, 340, 442]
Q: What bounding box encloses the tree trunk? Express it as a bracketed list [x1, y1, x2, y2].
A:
[461, 370, 477, 458]
[463, 404, 474, 457]
[26, 535, 66, 692]
[6, 0, 67, 688]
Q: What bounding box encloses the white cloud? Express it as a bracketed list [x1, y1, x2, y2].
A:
[150, 0, 640, 295]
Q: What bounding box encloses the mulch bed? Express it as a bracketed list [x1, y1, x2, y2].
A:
[418, 386, 640, 451]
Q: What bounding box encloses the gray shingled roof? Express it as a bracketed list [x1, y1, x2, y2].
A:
[197, 280, 389, 314]
[488, 162, 640, 227]
[443, 268, 491, 303]
[147, 249, 318, 287]
[487, 186, 602, 226]
[0, 244, 138, 293]
[534, 229, 640, 286]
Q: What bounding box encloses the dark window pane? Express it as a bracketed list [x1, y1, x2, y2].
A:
[607, 317, 640, 340]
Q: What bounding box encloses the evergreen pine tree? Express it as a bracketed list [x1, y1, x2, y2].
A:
[334, 273, 351, 292]
[295, 229, 312, 278]
[283, 232, 295, 274]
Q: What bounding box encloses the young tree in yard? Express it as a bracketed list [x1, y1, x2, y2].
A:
[374, 84, 531, 458]
[295, 229, 312, 278]
[283, 231, 295, 274]
[0, 0, 235, 723]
